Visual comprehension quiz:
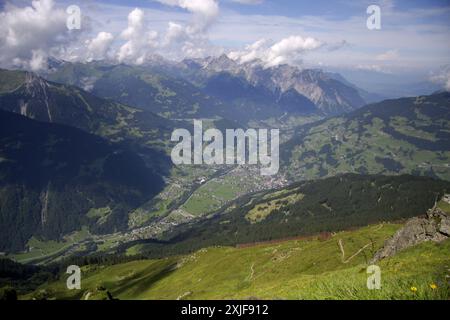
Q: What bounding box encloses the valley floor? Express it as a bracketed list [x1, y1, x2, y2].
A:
[24, 223, 450, 300]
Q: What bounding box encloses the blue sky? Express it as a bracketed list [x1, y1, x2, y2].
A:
[94, 0, 450, 27]
[79, 0, 450, 68]
[99, 0, 450, 19]
[1, 0, 450, 87]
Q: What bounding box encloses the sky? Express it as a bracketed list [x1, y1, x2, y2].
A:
[1, 0, 450, 89]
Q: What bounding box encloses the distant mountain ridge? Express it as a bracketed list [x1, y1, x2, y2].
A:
[0, 68, 174, 135]
[43, 61, 224, 120]
[177, 55, 367, 115]
[43, 60, 317, 123]
[42, 56, 368, 122]
[281, 92, 450, 181]
[0, 68, 179, 174]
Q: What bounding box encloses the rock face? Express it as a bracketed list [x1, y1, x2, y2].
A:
[180, 55, 366, 115]
[371, 206, 450, 263]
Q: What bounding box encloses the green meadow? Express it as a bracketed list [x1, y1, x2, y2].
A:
[25, 223, 450, 300]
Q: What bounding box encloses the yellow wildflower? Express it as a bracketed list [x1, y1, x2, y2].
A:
[429, 283, 437, 290]
[410, 286, 418, 293]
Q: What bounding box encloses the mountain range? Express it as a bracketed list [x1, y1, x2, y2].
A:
[42, 56, 368, 123]
[175, 55, 367, 115]
[0, 58, 449, 254]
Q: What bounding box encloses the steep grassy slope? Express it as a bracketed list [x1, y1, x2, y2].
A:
[0, 68, 187, 182]
[129, 174, 449, 258]
[0, 110, 164, 251]
[44, 62, 225, 120]
[282, 92, 450, 181]
[24, 223, 450, 300]
[0, 69, 177, 151]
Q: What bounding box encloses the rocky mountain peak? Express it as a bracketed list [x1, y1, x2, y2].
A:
[201, 54, 240, 73]
[192, 55, 366, 115]
[371, 203, 450, 263]
[24, 72, 49, 98]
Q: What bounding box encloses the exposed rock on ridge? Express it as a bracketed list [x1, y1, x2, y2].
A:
[371, 204, 450, 263]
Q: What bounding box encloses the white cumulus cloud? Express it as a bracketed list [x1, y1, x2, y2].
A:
[156, 0, 219, 32]
[163, 22, 187, 45]
[230, 0, 264, 4]
[430, 65, 450, 91]
[157, 0, 222, 60]
[229, 36, 322, 68]
[85, 32, 114, 61]
[376, 49, 399, 61]
[117, 8, 159, 64]
[0, 0, 72, 70]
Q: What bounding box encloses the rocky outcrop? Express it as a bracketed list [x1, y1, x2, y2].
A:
[183, 55, 366, 115]
[371, 206, 450, 263]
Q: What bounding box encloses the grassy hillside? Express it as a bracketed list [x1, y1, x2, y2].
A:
[131, 174, 449, 258]
[45, 62, 225, 120]
[282, 92, 450, 181]
[0, 110, 164, 251]
[24, 223, 450, 300]
[0, 69, 178, 152]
